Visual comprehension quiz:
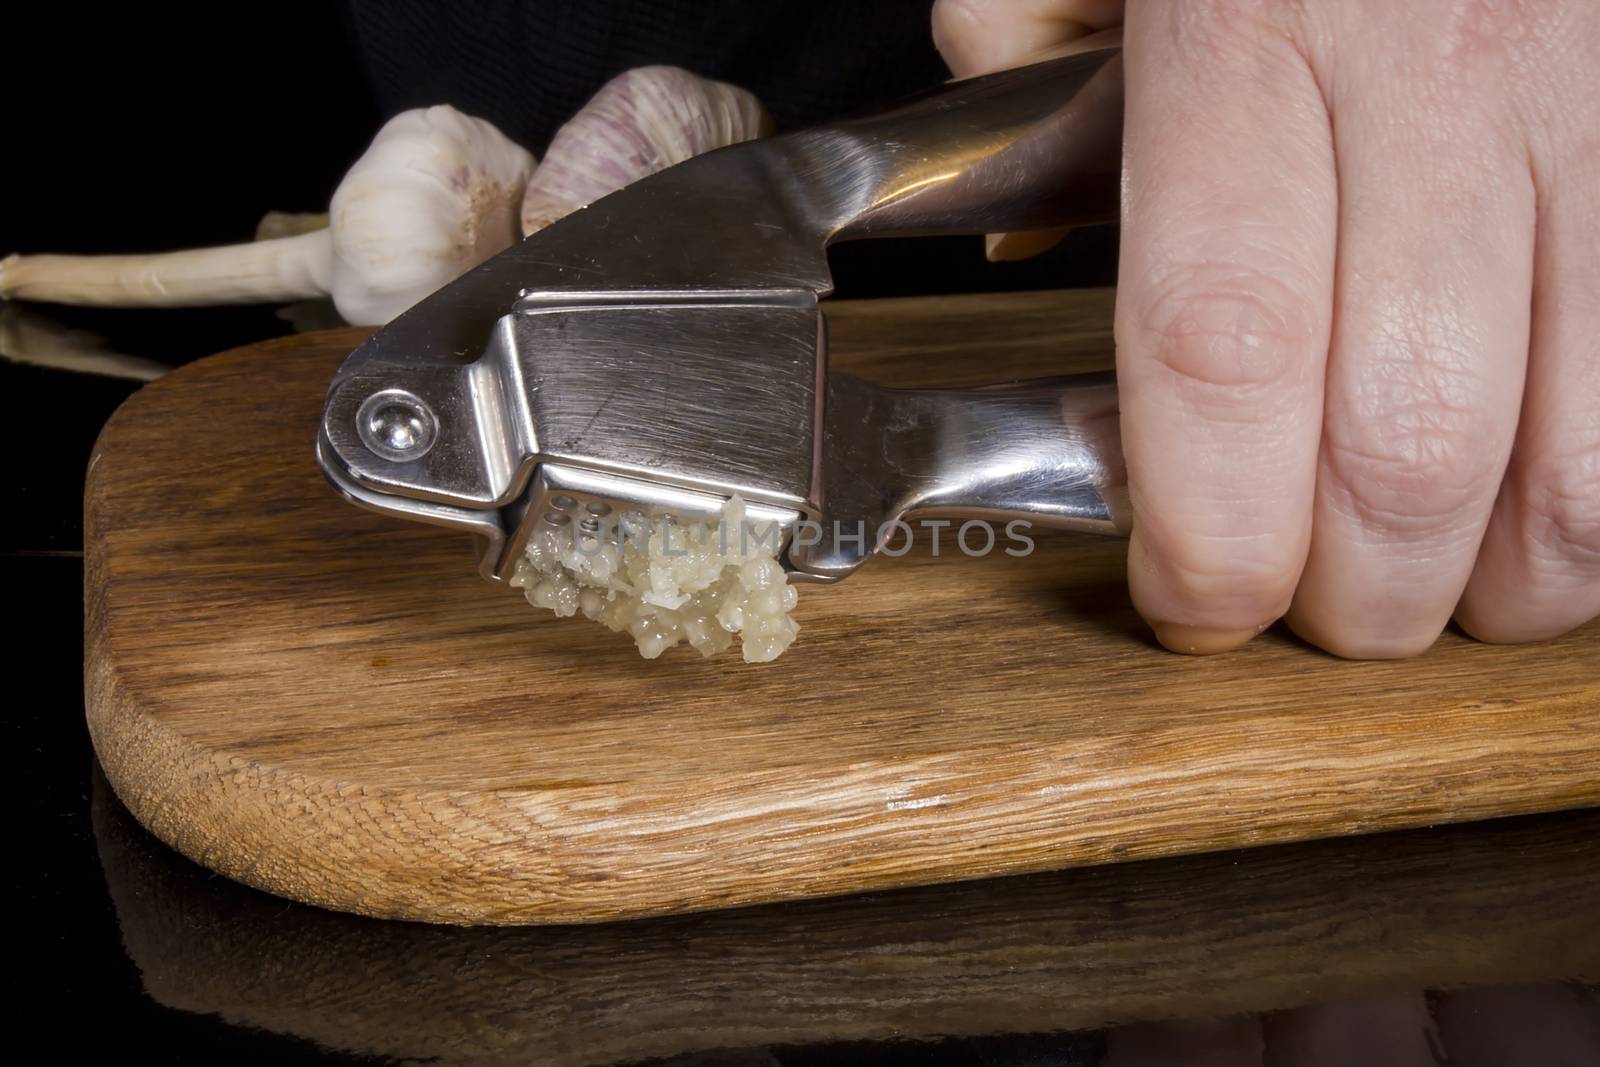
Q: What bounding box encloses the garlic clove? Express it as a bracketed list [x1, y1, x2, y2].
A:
[521, 66, 772, 236]
[330, 105, 536, 325]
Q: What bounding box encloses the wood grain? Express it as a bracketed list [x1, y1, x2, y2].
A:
[84, 288, 1600, 925]
[94, 771, 1600, 1067]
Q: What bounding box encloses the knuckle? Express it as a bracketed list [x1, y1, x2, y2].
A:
[1176, 0, 1273, 36]
[1522, 449, 1600, 566]
[1130, 265, 1322, 393]
[1429, 0, 1542, 77]
[1142, 526, 1302, 618]
[1322, 346, 1506, 536]
[1171, 0, 1304, 56]
[1324, 415, 1500, 536]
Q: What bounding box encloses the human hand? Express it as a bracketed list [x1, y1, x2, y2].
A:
[934, 0, 1600, 657]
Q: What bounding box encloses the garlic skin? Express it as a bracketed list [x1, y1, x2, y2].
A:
[331, 106, 534, 325]
[511, 496, 800, 663]
[0, 105, 533, 326]
[521, 66, 771, 236]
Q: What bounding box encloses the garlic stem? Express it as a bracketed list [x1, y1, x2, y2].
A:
[0, 229, 333, 308]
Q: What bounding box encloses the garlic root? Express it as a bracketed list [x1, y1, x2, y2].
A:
[521, 66, 771, 235]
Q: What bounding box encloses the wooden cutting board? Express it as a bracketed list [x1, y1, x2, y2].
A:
[85, 288, 1600, 926]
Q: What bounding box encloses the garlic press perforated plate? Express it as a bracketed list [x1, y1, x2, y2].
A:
[317, 45, 1128, 584]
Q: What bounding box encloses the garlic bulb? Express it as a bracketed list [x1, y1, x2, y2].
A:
[0, 106, 534, 326]
[521, 66, 771, 235]
[329, 107, 534, 324]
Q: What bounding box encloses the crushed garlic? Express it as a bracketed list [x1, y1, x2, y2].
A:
[510, 496, 799, 663]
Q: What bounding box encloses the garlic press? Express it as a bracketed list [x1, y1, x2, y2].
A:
[317, 46, 1127, 584]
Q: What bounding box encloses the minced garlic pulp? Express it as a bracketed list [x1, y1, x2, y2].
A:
[510, 495, 800, 662]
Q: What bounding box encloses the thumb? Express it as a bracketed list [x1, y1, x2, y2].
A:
[933, 0, 1125, 78]
[932, 1, 1126, 261]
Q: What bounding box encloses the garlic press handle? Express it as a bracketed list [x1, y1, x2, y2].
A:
[331, 40, 1124, 378]
[904, 373, 1129, 532]
[799, 38, 1124, 243]
[793, 371, 1127, 580]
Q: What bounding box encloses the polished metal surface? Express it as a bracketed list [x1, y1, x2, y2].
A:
[499, 463, 803, 583]
[318, 44, 1128, 583]
[510, 295, 823, 510]
[355, 389, 438, 463]
[795, 372, 1126, 579]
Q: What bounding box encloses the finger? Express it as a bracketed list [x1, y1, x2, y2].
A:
[1116, 1, 1336, 653]
[1285, 15, 1536, 659]
[933, 1, 1125, 262]
[933, 0, 1124, 78]
[1456, 109, 1600, 642]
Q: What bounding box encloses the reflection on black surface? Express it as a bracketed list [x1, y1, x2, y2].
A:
[0, 303, 171, 382]
[92, 766, 1599, 1067]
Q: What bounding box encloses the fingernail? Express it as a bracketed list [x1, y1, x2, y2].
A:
[985, 226, 1071, 262]
[1152, 621, 1266, 656]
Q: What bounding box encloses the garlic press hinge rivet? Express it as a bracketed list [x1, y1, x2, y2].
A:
[356, 389, 438, 463]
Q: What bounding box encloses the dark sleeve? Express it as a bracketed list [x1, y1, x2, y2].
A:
[345, 0, 950, 151]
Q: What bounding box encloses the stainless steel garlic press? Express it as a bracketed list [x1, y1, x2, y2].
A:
[317, 44, 1128, 584]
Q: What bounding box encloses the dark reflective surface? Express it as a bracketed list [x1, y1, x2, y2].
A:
[90, 756, 1600, 1065]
